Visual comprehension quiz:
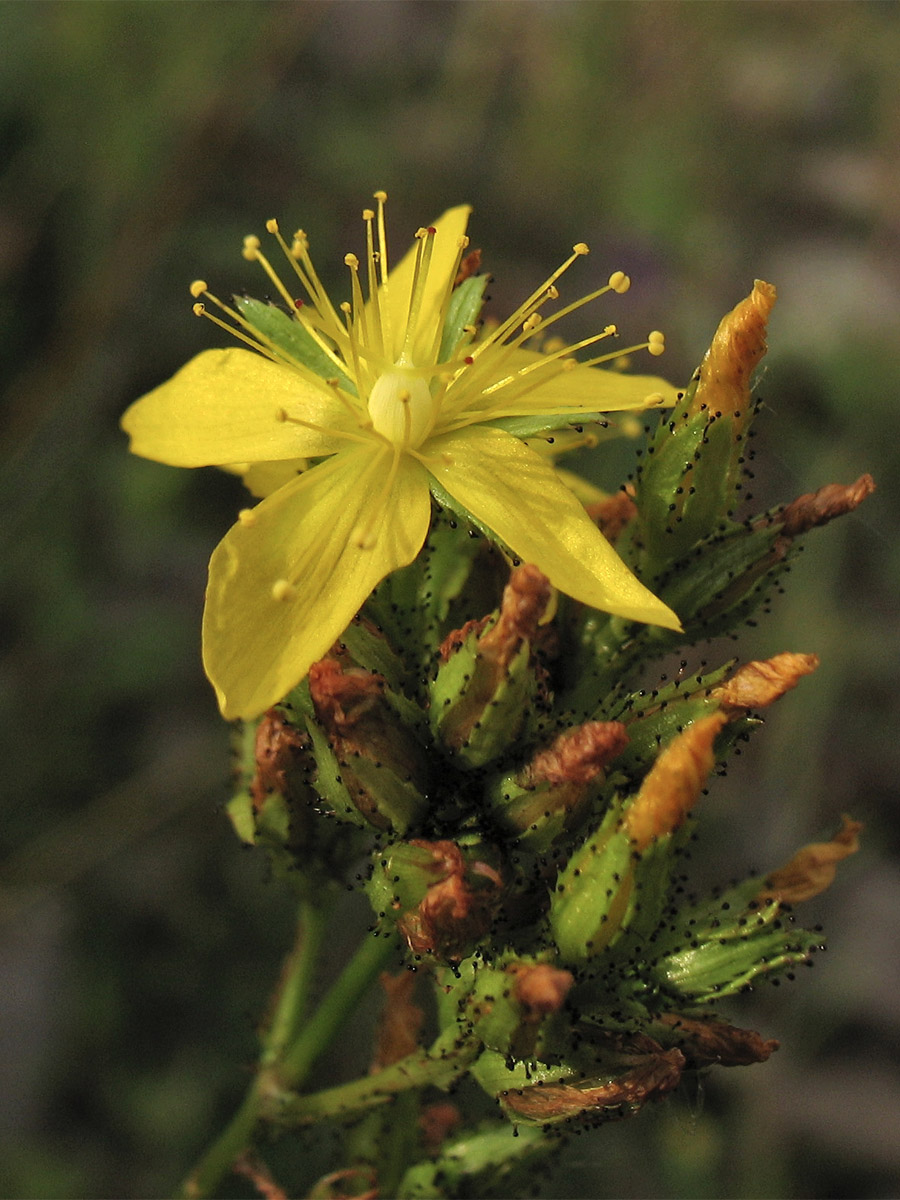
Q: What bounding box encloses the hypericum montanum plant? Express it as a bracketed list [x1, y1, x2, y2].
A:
[123, 194, 870, 1200]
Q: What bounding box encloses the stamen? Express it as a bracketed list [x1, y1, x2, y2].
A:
[399, 226, 436, 362]
[276, 406, 375, 447]
[648, 330, 666, 357]
[242, 234, 296, 312]
[238, 508, 257, 527]
[373, 191, 389, 286]
[362, 207, 385, 358]
[469, 242, 591, 358]
[608, 271, 631, 294]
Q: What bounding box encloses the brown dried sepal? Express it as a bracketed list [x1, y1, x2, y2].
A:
[510, 962, 574, 1019]
[233, 1154, 288, 1200]
[529, 721, 629, 787]
[501, 1045, 684, 1125]
[306, 1167, 377, 1200]
[250, 709, 310, 810]
[454, 247, 482, 287]
[397, 840, 503, 962]
[477, 563, 552, 672]
[586, 487, 638, 544]
[657, 1012, 779, 1067]
[371, 971, 425, 1070]
[693, 279, 777, 421]
[778, 474, 876, 538]
[309, 658, 428, 820]
[757, 814, 863, 905]
[713, 651, 819, 712]
[419, 1102, 462, 1155]
[625, 712, 729, 851]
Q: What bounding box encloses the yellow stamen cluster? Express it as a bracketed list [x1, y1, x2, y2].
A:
[188, 192, 667, 460]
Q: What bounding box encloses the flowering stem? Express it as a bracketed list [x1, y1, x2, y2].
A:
[262, 1025, 480, 1126]
[261, 897, 330, 1066]
[180, 910, 398, 1199]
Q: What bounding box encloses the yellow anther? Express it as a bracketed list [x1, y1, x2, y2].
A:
[644, 392, 666, 407]
[344, 253, 359, 269]
[271, 579, 297, 602]
[523, 313, 542, 332]
[604, 323, 617, 336]
[458, 235, 470, 249]
[373, 189, 387, 202]
[238, 508, 257, 527]
[415, 227, 429, 239]
[546, 285, 559, 300]
[192, 302, 205, 316]
[340, 301, 352, 314]
[573, 242, 590, 256]
[242, 236, 261, 261]
[362, 208, 374, 221]
[608, 271, 631, 294]
[190, 280, 208, 298]
[648, 330, 666, 357]
[266, 218, 279, 234]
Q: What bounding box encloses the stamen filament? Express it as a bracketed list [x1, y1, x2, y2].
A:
[242, 236, 297, 312]
[399, 227, 436, 362]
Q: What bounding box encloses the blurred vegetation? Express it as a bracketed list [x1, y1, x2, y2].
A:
[0, 2, 897, 1197]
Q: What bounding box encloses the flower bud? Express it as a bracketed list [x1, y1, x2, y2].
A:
[429, 564, 551, 768]
[486, 721, 628, 850]
[307, 658, 430, 834]
[450, 954, 575, 1061]
[551, 715, 727, 962]
[366, 839, 504, 963]
[636, 281, 776, 572]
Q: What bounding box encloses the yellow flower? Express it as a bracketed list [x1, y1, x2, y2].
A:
[122, 194, 680, 719]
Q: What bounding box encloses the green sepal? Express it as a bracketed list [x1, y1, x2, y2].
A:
[438, 274, 489, 363]
[650, 520, 786, 642]
[301, 714, 372, 831]
[395, 1120, 552, 1200]
[470, 1048, 572, 1098]
[484, 768, 605, 852]
[233, 296, 356, 393]
[364, 508, 488, 670]
[488, 413, 604, 438]
[429, 623, 536, 769]
[549, 800, 637, 962]
[649, 875, 821, 1002]
[225, 788, 256, 845]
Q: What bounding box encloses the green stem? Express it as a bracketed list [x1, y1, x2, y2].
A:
[264, 1026, 479, 1126]
[279, 929, 398, 1088]
[180, 923, 397, 1199]
[262, 898, 329, 1066]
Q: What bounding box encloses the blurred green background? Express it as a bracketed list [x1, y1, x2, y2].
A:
[1, 2, 897, 1197]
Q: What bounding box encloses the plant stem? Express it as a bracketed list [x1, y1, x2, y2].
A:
[262, 897, 329, 1066]
[181, 908, 396, 1199]
[263, 1026, 479, 1126]
[278, 929, 398, 1088]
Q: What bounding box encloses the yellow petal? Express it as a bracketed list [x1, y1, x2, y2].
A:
[224, 459, 308, 499]
[379, 204, 472, 360]
[427, 426, 680, 630]
[121, 347, 354, 467]
[203, 446, 431, 719]
[483, 349, 680, 414]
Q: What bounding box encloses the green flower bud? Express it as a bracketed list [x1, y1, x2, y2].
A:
[636, 282, 776, 573]
[429, 565, 551, 769]
[306, 658, 430, 835]
[486, 721, 628, 850]
[448, 953, 575, 1061]
[366, 839, 504, 963]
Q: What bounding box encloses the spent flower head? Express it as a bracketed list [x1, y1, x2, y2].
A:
[122, 193, 681, 718]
